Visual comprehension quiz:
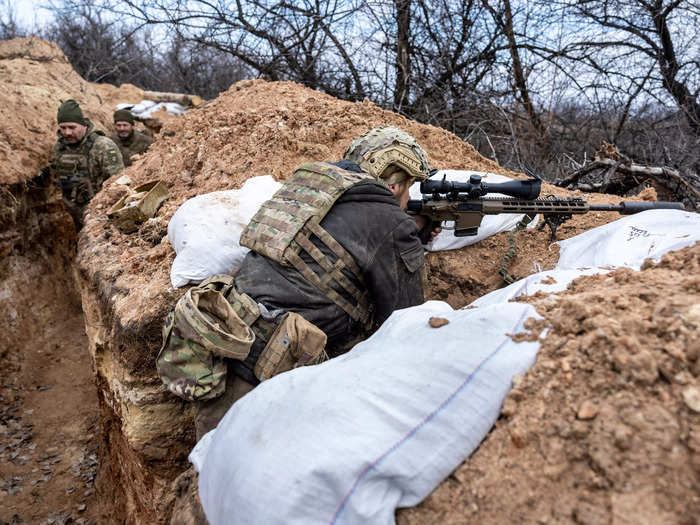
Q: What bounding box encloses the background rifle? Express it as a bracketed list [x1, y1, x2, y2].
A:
[407, 174, 685, 243]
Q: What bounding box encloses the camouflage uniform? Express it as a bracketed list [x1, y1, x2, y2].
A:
[192, 160, 426, 437]
[236, 160, 425, 364]
[158, 127, 431, 439]
[52, 120, 124, 226]
[109, 129, 153, 167]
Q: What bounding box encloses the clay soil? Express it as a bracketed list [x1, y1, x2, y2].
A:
[1, 36, 698, 524]
[400, 243, 700, 525]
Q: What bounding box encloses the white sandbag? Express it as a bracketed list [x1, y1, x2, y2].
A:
[555, 209, 700, 270]
[190, 301, 541, 525]
[168, 176, 282, 288]
[470, 268, 610, 308]
[471, 208, 699, 308]
[410, 170, 540, 252]
[116, 100, 188, 118]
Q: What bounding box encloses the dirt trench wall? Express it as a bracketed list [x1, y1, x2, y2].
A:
[0, 173, 75, 350]
[73, 262, 194, 523]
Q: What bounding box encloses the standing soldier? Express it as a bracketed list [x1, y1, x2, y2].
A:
[51, 99, 124, 228]
[110, 109, 153, 167]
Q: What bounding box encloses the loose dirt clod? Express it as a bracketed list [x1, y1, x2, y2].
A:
[429, 317, 450, 328]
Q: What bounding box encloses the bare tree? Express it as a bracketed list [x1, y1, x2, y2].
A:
[0, 0, 26, 39]
[394, 0, 411, 110]
[43, 5, 157, 85]
[159, 34, 250, 99]
[481, 0, 546, 140]
[561, 0, 699, 134]
[72, 0, 369, 100]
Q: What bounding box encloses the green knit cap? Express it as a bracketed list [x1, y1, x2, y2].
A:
[113, 109, 135, 124]
[57, 99, 86, 125]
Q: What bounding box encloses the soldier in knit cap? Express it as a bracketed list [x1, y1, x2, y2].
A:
[51, 99, 124, 228]
[110, 109, 153, 167]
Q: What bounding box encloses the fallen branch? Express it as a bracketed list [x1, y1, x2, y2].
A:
[558, 158, 700, 201]
[142, 90, 203, 107]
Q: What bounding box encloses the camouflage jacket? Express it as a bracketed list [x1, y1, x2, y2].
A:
[109, 129, 153, 167]
[235, 161, 425, 366]
[52, 121, 124, 205]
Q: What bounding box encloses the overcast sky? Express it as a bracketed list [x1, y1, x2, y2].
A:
[10, 0, 54, 28]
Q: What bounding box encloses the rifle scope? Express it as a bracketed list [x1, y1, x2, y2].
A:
[420, 174, 541, 200]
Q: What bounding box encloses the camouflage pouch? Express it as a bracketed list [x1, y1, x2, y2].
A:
[156, 281, 255, 401]
[254, 312, 328, 382]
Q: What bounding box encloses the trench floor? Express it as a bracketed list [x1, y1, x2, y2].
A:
[1, 255, 104, 524]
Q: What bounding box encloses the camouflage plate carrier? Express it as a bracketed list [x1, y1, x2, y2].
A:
[157, 162, 378, 401]
[240, 161, 376, 326]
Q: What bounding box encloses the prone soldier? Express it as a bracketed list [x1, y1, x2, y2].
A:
[157, 126, 440, 439]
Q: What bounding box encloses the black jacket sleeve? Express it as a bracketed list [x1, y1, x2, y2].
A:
[363, 215, 425, 326]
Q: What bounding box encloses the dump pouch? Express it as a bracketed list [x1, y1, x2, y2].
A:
[156, 275, 256, 401]
[156, 307, 227, 402]
[254, 312, 328, 381]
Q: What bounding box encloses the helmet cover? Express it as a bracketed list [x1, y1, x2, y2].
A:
[343, 126, 430, 181]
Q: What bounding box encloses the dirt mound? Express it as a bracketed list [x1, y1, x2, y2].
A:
[400, 242, 700, 524]
[92, 82, 147, 109]
[121, 78, 507, 209]
[0, 37, 116, 185]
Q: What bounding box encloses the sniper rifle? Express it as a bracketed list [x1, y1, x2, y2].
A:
[407, 173, 685, 243]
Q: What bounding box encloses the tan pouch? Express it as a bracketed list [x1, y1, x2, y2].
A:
[254, 312, 328, 381]
[107, 180, 169, 233]
[189, 288, 255, 360]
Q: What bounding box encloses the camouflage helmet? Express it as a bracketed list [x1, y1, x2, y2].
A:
[343, 126, 430, 182]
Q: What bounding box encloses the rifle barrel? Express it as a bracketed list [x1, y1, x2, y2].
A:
[589, 201, 684, 215]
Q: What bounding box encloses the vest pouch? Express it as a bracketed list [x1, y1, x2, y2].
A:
[58, 175, 93, 204]
[254, 312, 328, 381]
[156, 285, 255, 401]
